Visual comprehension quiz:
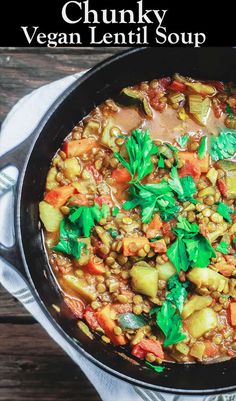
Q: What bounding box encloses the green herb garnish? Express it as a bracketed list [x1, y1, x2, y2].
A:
[158, 154, 165, 168]
[114, 129, 158, 182]
[210, 129, 236, 161]
[168, 166, 197, 204]
[217, 202, 234, 223]
[54, 220, 87, 260]
[149, 235, 162, 242]
[226, 104, 235, 120]
[112, 206, 119, 217]
[166, 216, 216, 273]
[145, 362, 165, 373]
[107, 228, 119, 238]
[198, 135, 207, 160]
[69, 204, 105, 237]
[123, 181, 179, 223]
[150, 275, 188, 347]
[216, 241, 229, 254]
[177, 135, 189, 149]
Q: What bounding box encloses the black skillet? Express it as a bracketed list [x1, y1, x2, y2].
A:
[0, 47, 236, 396]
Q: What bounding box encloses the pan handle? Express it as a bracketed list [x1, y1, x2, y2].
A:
[0, 136, 34, 279]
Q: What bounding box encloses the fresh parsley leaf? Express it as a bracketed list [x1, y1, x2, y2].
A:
[166, 274, 189, 313]
[217, 202, 233, 223]
[156, 301, 186, 347]
[210, 129, 236, 161]
[168, 167, 197, 203]
[123, 182, 179, 223]
[69, 204, 104, 237]
[149, 305, 160, 317]
[112, 206, 119, 217]
[164, 314, 186, 347]
[114, 129, 158, 182]
[226, 104, 235, 120]
[177, 135, 189, 149]
[158, 154, 165, 168]
[107, 228, 119, 238]
[198, 136, 207, 160]
[149, 235, 162, 242]
[167, 216, 216, 273]
[54, 220, 87, 260]
[145, 362, 165, 373]
[216, 241, 229, 254]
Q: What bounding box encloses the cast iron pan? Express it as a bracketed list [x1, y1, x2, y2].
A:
[1, 47, 236, 395]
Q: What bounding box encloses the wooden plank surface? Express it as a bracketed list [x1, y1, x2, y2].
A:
[0, 46, 124, 401]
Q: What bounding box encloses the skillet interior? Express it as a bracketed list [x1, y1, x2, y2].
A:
[18, 47, 236, 394]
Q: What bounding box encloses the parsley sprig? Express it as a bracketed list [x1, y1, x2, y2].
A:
[150, 275, 188, 347]
[166, 216, 216, 273]
[210, 129, 236, 161]
[123, 181, 180, 223]
[168, 166, 197, 204]
[114, 129, 158, 183]
[217, 202, 234, 223]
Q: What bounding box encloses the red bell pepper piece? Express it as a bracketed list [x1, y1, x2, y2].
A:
[44, 185, 75, 207]
[83, 306, 100, 330]
[132, 339, 164, 360]
[168, 80, 187, 92]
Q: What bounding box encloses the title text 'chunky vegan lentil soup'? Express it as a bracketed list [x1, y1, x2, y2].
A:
[39, 74, 236, 372]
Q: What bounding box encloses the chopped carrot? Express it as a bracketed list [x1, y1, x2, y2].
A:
[217, 178, 227, 197]
[122, 236, 149, 257]
[132, 339, 164, 360]
[96, 305, 127, 345]
[229, 302, 236, 326]
[146, 214, 163, 239]
[83, 257, 105, 275]
[112, 167, 132, 184]
[64, 296, 85, 319]
[204, 341, 219, 358]
[63, 139, 97, 157]
[178, 151, 209, 176]
[44, 185, 75, 207]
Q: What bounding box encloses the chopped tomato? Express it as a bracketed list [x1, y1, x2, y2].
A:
[178, 161, 201, 181]
[83, 257, 105, 275]
[64, 296, 85, 319]
[112, 167, 132, 184]
[150, 239, 167, 253]
[44, 185, 75, 207]
[162, 220, 176, 241]
[122, 236, 149, 257]
[63, 138, 97, 158]
[229, 302, 236, 326]
[146, 214, 163, 239]
[217, 179, 227, 197]
[204, 341, 219, 358]
[83, 306, 100, 330]
[87, 165, 102, 183]
[68, 193, 90, 206]
[95, 195, 113, 207]
[96, 305, 127, 346]
[178, 151, 209, 176]
[168, 80, 186, 92]
[131, 339, 164, 360]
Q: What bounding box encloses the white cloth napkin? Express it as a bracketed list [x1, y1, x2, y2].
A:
[0, 72, 233, 401]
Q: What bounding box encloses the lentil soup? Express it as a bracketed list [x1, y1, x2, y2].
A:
[39, 74, 236, 370]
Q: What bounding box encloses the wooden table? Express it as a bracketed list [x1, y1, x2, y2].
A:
[0, 47, 124, 401]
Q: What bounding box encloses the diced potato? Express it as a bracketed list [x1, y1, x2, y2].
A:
[185, 308, 217, 338]
[187, 268, 229, 293]
[189, 342, 206, 360]
[46, 167, 59, 191]
[229, 223, 236, 235]
[63, 274, 96, 302]
[83, 120, 100, 137]
[175, 342, 190, 356]
[130, 262, 158, 298]
[156, 261, 176, 281]
[198, 186, 215, 198]
[63, 158, 81, 181]
[226, 170, 236, 199]
[207, 222, 228, 243]
[39, 201, 63, 232]
[182, 295, 212, 319]
[206, 167, 218, 186]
